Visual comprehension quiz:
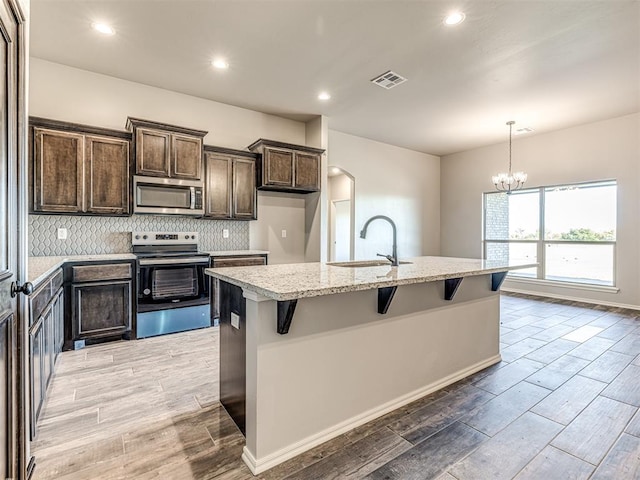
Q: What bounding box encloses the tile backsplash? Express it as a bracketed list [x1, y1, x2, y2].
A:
[29, 214, 250, 256]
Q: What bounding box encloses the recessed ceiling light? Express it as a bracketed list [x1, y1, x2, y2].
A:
[318, 92, 331, 101]
[211, 59, 229, 70]
[330, 167, 341, 175]
[444, 12, 465, 26]
[92, 22, 116, 35]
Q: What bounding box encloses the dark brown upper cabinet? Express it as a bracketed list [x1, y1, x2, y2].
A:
[30, 117, 131, 215]
[127, 117, 207, 181]
[203, 146, 257, 220]
[248, 139, 324, 193]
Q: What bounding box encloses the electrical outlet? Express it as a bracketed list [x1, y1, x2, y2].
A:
[223, 229, 229, 238]
[281, 229, 287, 238]
[231, 312, 240, 330]
[57, 228, 68, 240]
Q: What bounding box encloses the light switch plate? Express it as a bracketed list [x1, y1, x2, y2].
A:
[57, 228, 68, 240]
[231, 312, 240, 329]
[281, 229, 287, 238]
[223, 229, 229, 238]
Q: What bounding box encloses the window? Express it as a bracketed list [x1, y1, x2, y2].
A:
[484, 180, 617, 286]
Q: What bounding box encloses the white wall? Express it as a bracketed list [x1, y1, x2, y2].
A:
[29, 58, 311, 262]
[441, 113, 640, 308]
[328, 130, 440, 260]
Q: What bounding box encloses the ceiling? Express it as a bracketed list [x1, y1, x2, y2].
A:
[29, 1, 640, 156]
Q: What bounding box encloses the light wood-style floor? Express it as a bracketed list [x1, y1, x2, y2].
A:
[32, 294, 640, 479]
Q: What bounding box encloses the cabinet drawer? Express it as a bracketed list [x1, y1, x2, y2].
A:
[212, 256, 267, 268]
[72, 263, 132, 282]
[51, 269, 63, 293]
[30, 282, 52, 326]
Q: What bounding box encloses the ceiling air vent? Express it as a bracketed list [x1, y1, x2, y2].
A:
[370, 70, 407, 89]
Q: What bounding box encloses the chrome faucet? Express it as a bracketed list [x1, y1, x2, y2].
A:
[359, 215, 398, 266]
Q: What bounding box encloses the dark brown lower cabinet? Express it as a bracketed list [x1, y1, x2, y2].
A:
[72, 280, 132, 341]
[29, 280, 63, 439]
[211, 255, 267, 320]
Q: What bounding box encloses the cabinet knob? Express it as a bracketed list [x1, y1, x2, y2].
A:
[11, 281, 33, 298]
[143, 235, 148, 240]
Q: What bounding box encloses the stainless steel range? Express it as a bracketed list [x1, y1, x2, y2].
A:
[133, 231, 211, 338]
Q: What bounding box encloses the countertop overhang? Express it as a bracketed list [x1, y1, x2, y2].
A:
[205, 256, 537, 301]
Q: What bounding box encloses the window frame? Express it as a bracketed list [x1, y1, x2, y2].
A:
[483, 179, 617, 287]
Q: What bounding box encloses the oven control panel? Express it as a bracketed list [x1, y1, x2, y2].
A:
[132, 231, 199, 246]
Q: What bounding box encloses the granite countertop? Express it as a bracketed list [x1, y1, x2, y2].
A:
[205, 256, 537, 301]
[205, 250, 269, 257]
[28, 250, 270, 287]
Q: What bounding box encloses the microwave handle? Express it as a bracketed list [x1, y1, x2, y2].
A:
[190, 187, 196, 209]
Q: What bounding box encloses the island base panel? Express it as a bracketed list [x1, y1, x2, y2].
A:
[238, 274, 501, 474]
[219, 280, 246, 435]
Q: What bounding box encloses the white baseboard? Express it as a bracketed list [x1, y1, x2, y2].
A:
[242, 353, 502, 475]
[502, 287, 640, 311]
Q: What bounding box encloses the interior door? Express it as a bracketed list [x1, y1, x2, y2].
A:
[0, 1, 26, 478]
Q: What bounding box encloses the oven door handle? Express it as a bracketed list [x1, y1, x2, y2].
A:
[138, 257, 210, 266]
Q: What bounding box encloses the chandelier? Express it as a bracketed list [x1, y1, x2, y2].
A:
[492, 120, 527, 194]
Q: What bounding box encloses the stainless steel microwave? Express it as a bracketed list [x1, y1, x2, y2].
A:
[133, 175, 204, 216]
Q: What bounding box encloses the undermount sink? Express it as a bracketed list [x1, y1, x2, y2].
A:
[328, 260, 412, 268]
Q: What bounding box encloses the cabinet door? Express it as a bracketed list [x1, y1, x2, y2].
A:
[33, 128, 84, 212]
[294, 152, 320, 191]
[85, 136, 130, 214]
[29, 319, 44, 439]
[204, 153, 232, 218]
[53, 290, 64, 359]
[72, 280, 132, 340]
[263, 148, 293, 187]
[172, 134, 202, 180]
[42, 305, 54, 390]
[135, 128, 170, 177]
[233, 158, 257, 219]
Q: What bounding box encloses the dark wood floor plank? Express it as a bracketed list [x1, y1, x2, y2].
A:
[390, 385, 494, 444]
[530, 375, 607, 425]
[282, 428, 410, 480]
[578, 350, 634, 383]
[364, 422, 487, 480]
[525, 354, 590, 391]
[601, 364, 640, 406]
[513, 445, 595, 480]
[551, 396, 637, 464]
[472, 358, 543, 395]
[525, 338, 580, 364]
[448, 412, 563, 480]
[462, 381, 550, 436]
[590, 433, 640, 480]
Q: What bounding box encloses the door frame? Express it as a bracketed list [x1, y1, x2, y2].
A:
[10, 0, 29, 477]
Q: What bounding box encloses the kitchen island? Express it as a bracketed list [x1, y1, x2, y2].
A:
[205, 256, 534, 475]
